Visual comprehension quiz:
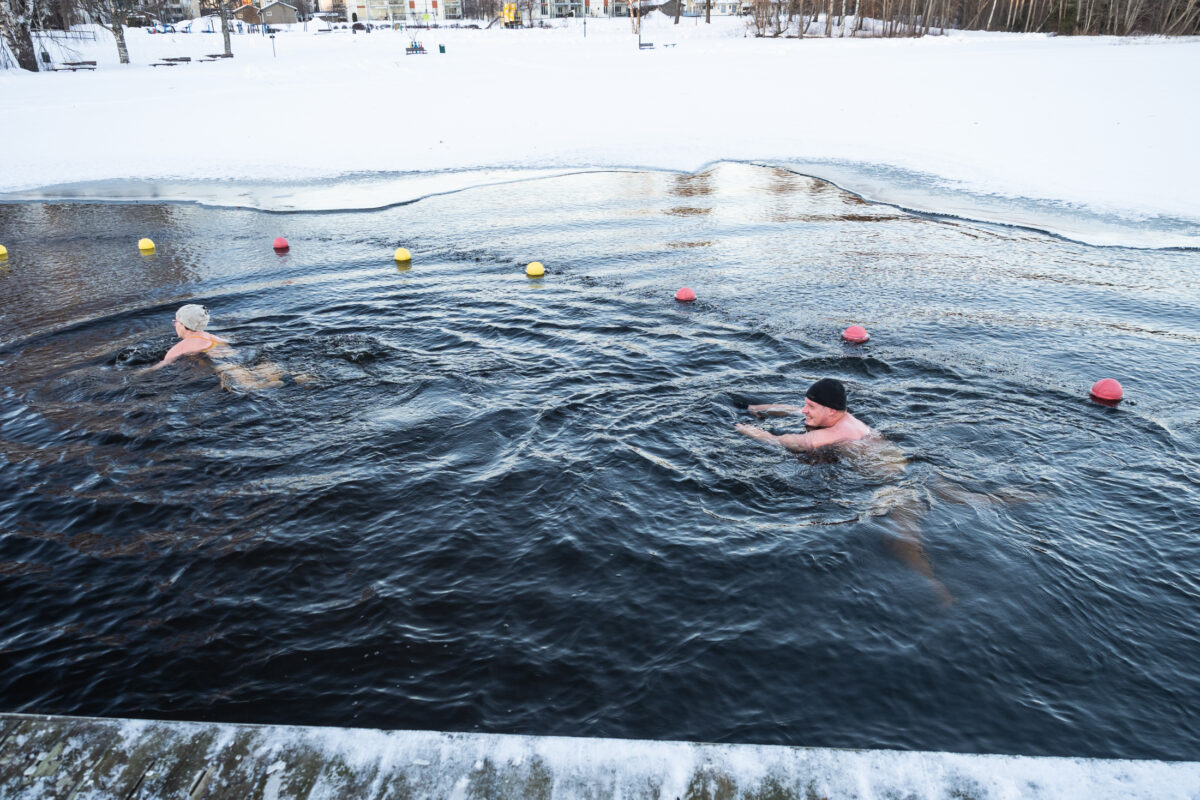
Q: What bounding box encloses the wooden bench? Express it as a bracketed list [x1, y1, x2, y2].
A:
[639, 41, 655, 49]
[405, 41, 426, 54]
[54, 60, 97, 71]
[163, 56, 192, 63]
[150, 61, 178, 66]
[206, 53, 234, 58]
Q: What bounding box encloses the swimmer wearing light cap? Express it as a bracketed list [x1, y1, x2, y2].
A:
[736, 378, 872, 451]
[146, 304, 302, 390]
[147, 304, 232, 370]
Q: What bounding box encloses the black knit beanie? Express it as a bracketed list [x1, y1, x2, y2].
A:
[805, 378, 847, 411]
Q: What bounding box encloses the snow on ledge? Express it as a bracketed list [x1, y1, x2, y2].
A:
[1, 712, 1197, 799]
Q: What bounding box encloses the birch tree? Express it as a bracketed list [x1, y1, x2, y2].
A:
[77, 0, 129, 62]
[0, 0, 42, 71]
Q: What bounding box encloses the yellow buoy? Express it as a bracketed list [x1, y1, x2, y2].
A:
[526, 261, 544, 278]
[138, 238, 156, 253]
[0, 244, 7, 259]
[394, 247, 412, 262]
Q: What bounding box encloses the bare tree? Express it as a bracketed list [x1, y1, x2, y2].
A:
[200, 0, 234, 55]
[76, 0, 130, 62]
[464, 0, 499, 17]
[1, 0, 43, 70]
[514, 0, 535, 26]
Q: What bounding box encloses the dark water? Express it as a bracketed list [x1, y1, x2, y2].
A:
[1, 164, 1198, 761]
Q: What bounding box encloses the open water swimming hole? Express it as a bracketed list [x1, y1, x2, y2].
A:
[0, 163, 1198, 761]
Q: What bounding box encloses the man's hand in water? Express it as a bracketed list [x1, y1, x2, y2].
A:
[736, 423, 782, 445]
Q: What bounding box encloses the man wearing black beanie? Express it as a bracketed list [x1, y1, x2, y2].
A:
[736, 378, 871, 452]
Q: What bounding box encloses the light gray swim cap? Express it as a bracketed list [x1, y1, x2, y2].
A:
[175, 304, 210, 331]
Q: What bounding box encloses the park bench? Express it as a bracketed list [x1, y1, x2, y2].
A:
[163, 56, 192, 63]
[405, 40, 427, 54]
[54, 60, 97, 71]
[150, 61, 178, 66]
[205, 53, 234, 58]
[639, 41, 654, 49]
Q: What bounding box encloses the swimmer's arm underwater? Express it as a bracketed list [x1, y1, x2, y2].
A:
[735, 423, 834, 452]
[748, 403, 805, 418]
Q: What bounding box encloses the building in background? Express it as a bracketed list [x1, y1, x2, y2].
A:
[159, 0, 203, 21]
[343, 0, 463, 23]
[260, 0, 300, 22]
[233, 2, 262, 22]
[685, 0, 738, 13]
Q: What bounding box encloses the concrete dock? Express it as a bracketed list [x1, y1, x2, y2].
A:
[1, 712, 1196, 799]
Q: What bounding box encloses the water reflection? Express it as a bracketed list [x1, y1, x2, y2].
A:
[1, 165, 1199, 760]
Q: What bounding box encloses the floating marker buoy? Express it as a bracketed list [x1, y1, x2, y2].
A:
[273, 236, 289, 252]
[138, 238, 155, 253]
[526, 261, 544, 277]
[1090, 378, 1123, 402]
[842, 325, 869, 343]
[0, 244, 7, 259]
[394, 247, 412, 262]
[675, 287, 696, 302]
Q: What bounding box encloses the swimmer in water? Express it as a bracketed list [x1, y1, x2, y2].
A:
[736, 378, 870, 451]
[146, 304, 299, 391]
[737, 378, 953, 607]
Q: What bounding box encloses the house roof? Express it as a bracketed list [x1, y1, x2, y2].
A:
[260, 1, 298, 9]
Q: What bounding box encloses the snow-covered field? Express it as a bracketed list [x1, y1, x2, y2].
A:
[2, 18, 1198, 247]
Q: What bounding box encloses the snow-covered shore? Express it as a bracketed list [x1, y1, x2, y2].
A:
[2, 19, 1197, 247]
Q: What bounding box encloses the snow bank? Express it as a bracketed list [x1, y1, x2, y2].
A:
[4, 712, 1198, 800]
[1, 21, 1197, 248]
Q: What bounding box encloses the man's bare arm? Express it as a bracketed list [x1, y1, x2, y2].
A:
[748, 403, 804, 418]
[735, 423, 817, 452]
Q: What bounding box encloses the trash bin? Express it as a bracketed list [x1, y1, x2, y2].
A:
[438, 44, 445, 53]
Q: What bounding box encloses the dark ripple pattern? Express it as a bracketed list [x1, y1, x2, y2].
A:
[1, 165, 1199, 761]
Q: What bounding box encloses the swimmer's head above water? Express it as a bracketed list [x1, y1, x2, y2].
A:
[802, 378, 847, 425]
[174, 304, 210, 332]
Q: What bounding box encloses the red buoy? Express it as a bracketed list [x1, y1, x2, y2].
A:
[1090, 378, 1123, 402]
[675, 287, 696, 302]
[273, 236, 289, 252]
[842, 325, 869, 343]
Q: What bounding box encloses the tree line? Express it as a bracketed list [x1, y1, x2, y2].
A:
[4, 0, 1197, 71]
[2, 0, 242, 70]
[744, 0, 1198, 36]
